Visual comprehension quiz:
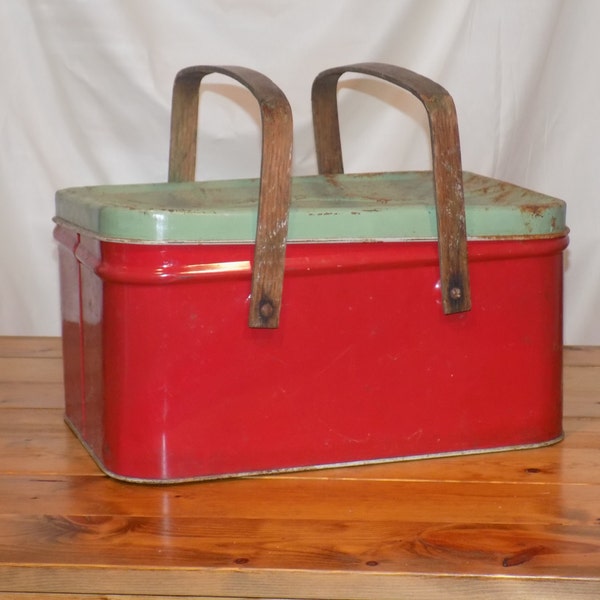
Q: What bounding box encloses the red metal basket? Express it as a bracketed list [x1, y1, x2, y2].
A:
[54, 64, 568, 482]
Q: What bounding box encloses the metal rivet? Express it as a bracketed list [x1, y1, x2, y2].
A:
[450, 287, 462, 299]
[259, 301, 274, 319]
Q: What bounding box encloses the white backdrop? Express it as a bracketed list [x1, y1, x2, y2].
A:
[1, 0, 598, 343]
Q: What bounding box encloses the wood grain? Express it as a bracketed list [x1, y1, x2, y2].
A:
[0, 382, 63, 409]
[0, 336, 61, 357]
[168, 66, 293, 328]
[311, 63, 470, 314]
[1, 339, 599, 599]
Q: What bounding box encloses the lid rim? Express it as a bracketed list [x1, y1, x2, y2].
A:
[55, 171, 567, 243]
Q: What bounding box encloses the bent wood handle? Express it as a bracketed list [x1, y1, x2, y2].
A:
[169, 66, 293, 328]
[311, 63, 471, 314]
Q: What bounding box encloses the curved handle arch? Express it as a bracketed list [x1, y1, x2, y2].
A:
[169, 65, 293, 328]
[311, 63, 471, 314]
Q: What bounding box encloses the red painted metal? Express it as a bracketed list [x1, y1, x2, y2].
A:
[55, 225, 568, 482]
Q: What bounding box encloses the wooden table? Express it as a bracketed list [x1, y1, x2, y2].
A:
[1, 337, 599, 599]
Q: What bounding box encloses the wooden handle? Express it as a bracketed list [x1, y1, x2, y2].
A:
[169, 66, 293, 328]
[311, 63, 471, 314]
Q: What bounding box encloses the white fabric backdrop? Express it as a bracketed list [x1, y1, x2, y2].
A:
[1, 0, 598, 343]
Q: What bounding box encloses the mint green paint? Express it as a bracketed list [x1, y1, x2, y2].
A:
[55, 171, 566, 243]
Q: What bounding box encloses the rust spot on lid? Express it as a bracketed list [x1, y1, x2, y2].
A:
[519, 204, 545, 218]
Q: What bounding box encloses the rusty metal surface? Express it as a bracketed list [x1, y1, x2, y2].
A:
[55, 170, 566, 243]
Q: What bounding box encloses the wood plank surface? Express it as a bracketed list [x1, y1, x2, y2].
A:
[0, 336, 62, 358]
[1, 410, 599, 482]
[0, 339, 599, 599]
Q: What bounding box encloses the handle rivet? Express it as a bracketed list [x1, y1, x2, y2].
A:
[259, 301, 275, 319]
[450, 287, 462, 300]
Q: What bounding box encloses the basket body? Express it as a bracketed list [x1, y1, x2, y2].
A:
[55, 220, 567, 482]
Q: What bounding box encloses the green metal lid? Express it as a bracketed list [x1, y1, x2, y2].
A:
[54, 171, 566, 243]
